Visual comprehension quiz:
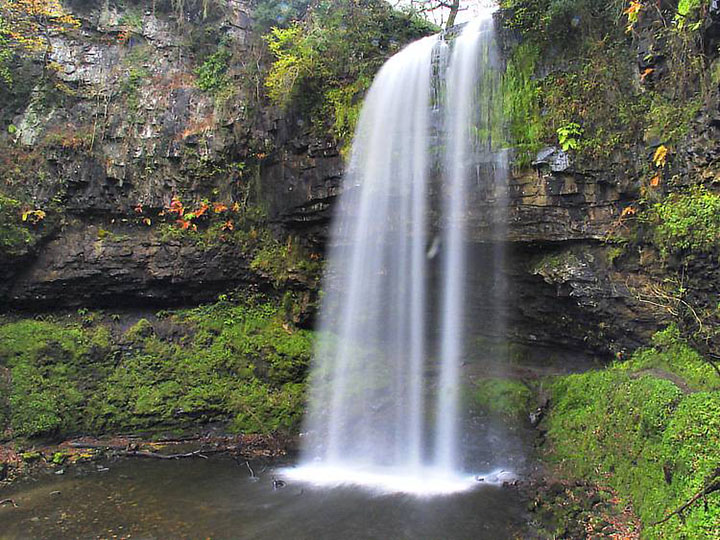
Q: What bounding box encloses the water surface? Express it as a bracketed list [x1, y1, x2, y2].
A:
[0, 457, 528, 539]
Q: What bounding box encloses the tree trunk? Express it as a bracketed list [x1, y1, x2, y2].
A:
[445, 0, 460, 28]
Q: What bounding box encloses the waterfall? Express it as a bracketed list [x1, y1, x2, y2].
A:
[285, 12, 507, 495]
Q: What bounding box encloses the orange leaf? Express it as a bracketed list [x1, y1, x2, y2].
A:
[194, 203, 209, 218]
[168, 196, 184, 215]
[221, 220, 234, 231]
[650, 173, 661, 187]
[213, 203, 228, 213]
[621, 206, 636, 217]
[640, 68, 654, 82]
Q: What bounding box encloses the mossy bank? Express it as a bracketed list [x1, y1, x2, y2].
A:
[0, 293, 313, 442]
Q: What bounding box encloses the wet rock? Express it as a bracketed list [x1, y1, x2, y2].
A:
[533, 146, 571, 173]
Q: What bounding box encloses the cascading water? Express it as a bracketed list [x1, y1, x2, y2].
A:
[285, 12, 508, 495]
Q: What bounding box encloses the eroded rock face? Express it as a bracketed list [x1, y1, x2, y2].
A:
[2, 2, 717, 360]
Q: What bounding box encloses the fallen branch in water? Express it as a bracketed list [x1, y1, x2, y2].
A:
[118, 449, 225, 460]
[652, 470, 720, 526]
[0, 499, 18, 507]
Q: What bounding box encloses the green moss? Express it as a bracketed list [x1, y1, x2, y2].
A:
[0, 320, 112, 438]
[622, 325, 720, 392]
[503, 41, 543, 167]
[89, 296, 313, 435]
[250, 233, 321, 286]
[323, 75, 371, 154]
[0, 296, 314, 440]
[470, 378, 533, 419]
[645, 94, 702, 145]
[123, 318, 155, 342]
[545, 331, 720, 538]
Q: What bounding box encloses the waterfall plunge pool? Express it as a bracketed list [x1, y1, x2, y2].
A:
[0, 457, 529, 539]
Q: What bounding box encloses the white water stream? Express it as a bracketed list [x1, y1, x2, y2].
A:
[285, 13, 507, 496]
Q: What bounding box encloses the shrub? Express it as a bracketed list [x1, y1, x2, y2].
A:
[644, 186, 720, 257]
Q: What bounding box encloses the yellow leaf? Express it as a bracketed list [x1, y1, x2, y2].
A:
[653, 145, 668, 168]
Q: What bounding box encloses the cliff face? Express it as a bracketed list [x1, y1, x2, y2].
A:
[1, 0, 718, 361]
[0, 0, 344, 306]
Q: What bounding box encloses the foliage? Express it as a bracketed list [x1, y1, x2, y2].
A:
[194, 46, 232, 95]
[545, 331, 720, 539]
[0, 0, 79, 85]
[499, 0, 619, 39]
[644, 94, 702, 146]
[0, 0, 79, 52]
[250, 232, 322, 286]
[557, 122, 582, 151]
[0, 296, 314, 439]
[499, 2, 648, 166]
[263, 0, 436, 150]
[643, 186, 720, 257]
[0, 192, 35, 256]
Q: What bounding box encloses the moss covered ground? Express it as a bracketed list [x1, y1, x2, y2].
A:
[0, 294, 314, 442]
[542, 326, 719, 539]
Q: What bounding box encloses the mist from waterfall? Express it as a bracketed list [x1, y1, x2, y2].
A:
[285, 13, 508, 495]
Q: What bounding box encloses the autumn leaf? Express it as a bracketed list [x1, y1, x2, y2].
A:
[650, 173, 661, 187]
[168, 196, 184, 215]
[624, 0, 643, 32]
[1, 0, 80, 54]
[221, 220, 234, 231]
[142, 217, 152, 226]
[21, 208, 46, 224]
[639, 68, 654, 83]
[194, 202, 209, 218]
[620, 206, 636, 217]
[213, 203, 228, 213]
[231, 202, 241, 212]
[176, 219, 196, 231]
[134, 204, 143, 214]
[653, 145, 668, 168]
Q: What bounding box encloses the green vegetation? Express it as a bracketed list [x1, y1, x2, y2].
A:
[0, 296, 314, 440]
[643, 186, 720, 257]
[502, 41, 542, 167]
[153, 201, 321, 286]
[264, 0, 436, 150]
[0, 320, 111, 437]
[195, 46, 232, 94]
[544, 328, 719, 539]
[0, 193, 35, 256]
[644, 94, 702, 146]
[623, 325, 720, 392]
[469, 378, 533, 419]
[499, 0, 706, 167]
